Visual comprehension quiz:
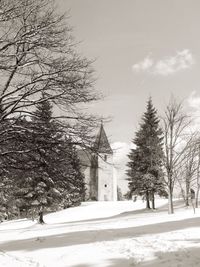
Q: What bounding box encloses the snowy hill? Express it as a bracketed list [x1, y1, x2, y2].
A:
[0, 199, 200, 266]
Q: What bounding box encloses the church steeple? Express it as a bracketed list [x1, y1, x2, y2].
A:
[94, 122, 113, 154]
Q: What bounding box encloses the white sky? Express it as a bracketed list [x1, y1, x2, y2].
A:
[57, 0, 200, 192]
[58, 0, 200, 141]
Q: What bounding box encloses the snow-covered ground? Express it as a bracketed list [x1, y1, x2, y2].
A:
[1, 199, 200, 266]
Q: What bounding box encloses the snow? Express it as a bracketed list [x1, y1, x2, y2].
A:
[1, 199, 200, 266]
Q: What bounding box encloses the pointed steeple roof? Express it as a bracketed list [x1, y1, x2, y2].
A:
[94, 123, 113, 154]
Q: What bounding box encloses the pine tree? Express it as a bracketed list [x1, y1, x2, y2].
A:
[60, 137, 86, 208]
[0, 110, 21, 219]
[11, 104, 62, 219]
[13, 99, 85, 221]
[117, 187, 123, 201]
[127, 98, 165, 209]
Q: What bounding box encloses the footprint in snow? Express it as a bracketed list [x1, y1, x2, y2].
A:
[35, 237, 45, 242]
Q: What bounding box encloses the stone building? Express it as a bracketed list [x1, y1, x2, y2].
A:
[78, 124, 117, 201]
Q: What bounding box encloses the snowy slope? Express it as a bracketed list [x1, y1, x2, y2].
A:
[0, 199, 200, 266]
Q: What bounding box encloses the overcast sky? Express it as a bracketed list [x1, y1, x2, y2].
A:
[58, 0, 200, 192]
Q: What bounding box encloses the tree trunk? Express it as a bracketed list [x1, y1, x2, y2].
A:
[146, 191, 151, 209]
[168, 188, 174, 214]
[185, 176, 190, 207]
[151, 192, 155, 209]
[38, 208, 45, 224]
[31, 209, 35, 221]
[185, 198, 189, 206]
[196, 185, 200, 208]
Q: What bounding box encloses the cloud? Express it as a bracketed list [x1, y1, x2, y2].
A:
[188, 91, 200, 109]
[133, 57, 153, 72]
[111, 142, 135, 166]
[132, 49, 194, 76]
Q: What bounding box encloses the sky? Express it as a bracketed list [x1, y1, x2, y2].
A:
[57, 0, 200, 192]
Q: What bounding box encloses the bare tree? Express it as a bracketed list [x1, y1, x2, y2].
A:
[194, 144, 200, 208]
[176, 137, 199, 207]
[162, 98, 192, 214]
[0, 0, 100, 147]
[182, 139, 200, 209]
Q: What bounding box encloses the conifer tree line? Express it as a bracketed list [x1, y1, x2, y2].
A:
[127, 97, 196, 214]
[0, 0, 100, 221]
[0, 98, 86, 221]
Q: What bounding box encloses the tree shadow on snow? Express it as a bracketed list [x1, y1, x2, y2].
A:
[70, 258, 134, 267]
[71, 246, 200, 267]
[1, 216, 200, 252]
[137, 246, 200, 267]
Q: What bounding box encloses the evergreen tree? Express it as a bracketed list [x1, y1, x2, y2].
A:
[60, 137, 85, 208]
[12, 104, 62, 219]
[117, 187, 123, 201]
[0, 110, 22, 219]
[127, 98, 165, 209]
[12, 98, 85, 221]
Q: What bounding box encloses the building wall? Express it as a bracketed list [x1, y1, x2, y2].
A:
[98, 153, 116, 201]
[79, 152, 117, 201]
[113, 167, 118, 201]
[83, 166, 91, 200]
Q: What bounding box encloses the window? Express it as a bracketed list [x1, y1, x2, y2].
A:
[104, 184, 107, 188]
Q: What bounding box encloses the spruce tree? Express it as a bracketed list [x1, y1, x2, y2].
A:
[12, 102, 62, 219]
[0, 111, 21, 219]
[127, 98, 165, 209]
[13, 99, 85, 221]
[60, 137, 85, 208]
